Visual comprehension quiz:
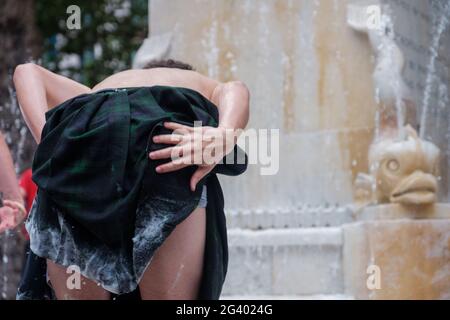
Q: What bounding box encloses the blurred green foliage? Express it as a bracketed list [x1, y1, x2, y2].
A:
[36, 0, 148, 87]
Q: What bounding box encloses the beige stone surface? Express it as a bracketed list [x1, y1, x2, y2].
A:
[144, 1, 450, 299]
[343, 212, 450, 299]
[357, 203, 450, 221]
[146, 0, 450, 210]
[149, 0, 378, 210]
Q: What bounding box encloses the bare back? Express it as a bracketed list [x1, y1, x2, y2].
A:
[92, 68, 220, 103]
[14, 63, 248, 144]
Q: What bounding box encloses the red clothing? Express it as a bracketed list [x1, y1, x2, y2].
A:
[19, 168, 37, 239]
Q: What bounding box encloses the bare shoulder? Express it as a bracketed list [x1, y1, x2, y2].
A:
[92, 68, 220, 100]
[148, 68, 222, 101]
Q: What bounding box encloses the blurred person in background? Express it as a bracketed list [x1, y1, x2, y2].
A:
[18, 168, 37, 240]
[19, 168, 37, 217]
[0, 132, 27, 233]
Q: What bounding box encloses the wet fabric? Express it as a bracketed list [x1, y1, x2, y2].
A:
[198, 186, 208, 208]
[17, 86, 247, 299]
[18, 243, 54, 300]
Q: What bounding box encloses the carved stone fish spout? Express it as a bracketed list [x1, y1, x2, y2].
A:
[355, 126, 440, 206]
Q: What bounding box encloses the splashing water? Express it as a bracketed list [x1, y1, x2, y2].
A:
[1, 231, 9, 299]
[420, 0, 450, 139]
[370, 6, 409, 139]
[382, 10, 410, 140]
[0, 84, 32, 172]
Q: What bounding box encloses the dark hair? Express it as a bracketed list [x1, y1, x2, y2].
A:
[143, 59, 195, 71]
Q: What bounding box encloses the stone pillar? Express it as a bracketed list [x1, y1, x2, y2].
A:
[343, 204, 450, 300]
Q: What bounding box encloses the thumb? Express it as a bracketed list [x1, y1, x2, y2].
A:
[190, 166, 212, 192]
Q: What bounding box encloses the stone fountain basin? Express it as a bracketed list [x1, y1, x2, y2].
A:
[223, 204, 450, 299]
[357, 203, 450, 221]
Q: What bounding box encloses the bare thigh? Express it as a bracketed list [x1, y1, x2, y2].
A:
[46, 207, 205, 300]
[138, 207, 206, 300]
[47, 260, 110, 300]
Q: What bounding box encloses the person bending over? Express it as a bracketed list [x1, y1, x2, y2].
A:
[9, 59, 249, 300]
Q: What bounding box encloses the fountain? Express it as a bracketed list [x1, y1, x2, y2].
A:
[345, 0, 450, 299]
[348, 1, 414, 139]
[356, 125, 441, 206]
[348, 1, 443, 208]
[420, 0, 450, 140]
[136, 0, 450, 299]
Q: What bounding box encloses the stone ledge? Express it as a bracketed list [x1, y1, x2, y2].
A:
[226, 206, 354, 229]
[356, 203, 450, 221]
[223, 228, 344, 296]
[343, 216, 450, 299]
[225, 204, 450, 230]
[228, 228, 343, 247]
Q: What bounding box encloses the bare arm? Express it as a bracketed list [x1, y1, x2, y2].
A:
[211, 81, 250, 131]
[13, 63, 91, 143]
[0, 132, 22, 202]
[150, 79, 250, 190]
[0, 132, 27, 233]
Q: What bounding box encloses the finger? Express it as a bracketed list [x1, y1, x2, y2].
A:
[149, 146, 184, 160]
[156, 159, 191, 174]
[12, 208, 21, 224]
[164, 122, 194, 132]
[3, 200, 17, 209]
[3, 201, 25, 220]
[3, 200, 23, 211]
[153, 134, 184, 145]
[190, 165, 213, 192]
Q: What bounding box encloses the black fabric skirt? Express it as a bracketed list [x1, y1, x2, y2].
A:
[16, 86, 247, 299]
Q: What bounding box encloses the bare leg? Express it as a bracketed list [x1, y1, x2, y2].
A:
[47, 207, 205, 300]
[47, 260, 110, 300]
[139, 207, 206, 300]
